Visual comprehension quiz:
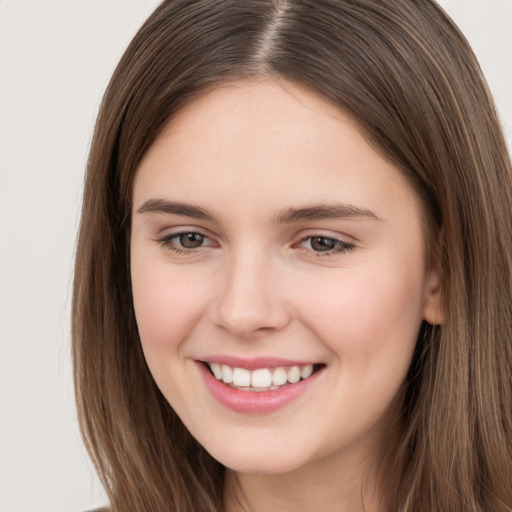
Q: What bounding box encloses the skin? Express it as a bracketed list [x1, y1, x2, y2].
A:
[130, 79, 442, 511]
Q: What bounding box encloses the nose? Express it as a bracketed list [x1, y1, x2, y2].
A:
[210, 250, 292, 339]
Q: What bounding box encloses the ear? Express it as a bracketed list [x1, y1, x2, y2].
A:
[422, 266, 444, 325]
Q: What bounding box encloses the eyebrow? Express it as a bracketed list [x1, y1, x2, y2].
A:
[137, 199, 219, 222]
[137, 199, 380, 224]
[274, 204, 381, 224]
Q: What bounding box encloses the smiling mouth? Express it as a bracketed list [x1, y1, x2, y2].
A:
[202, 362, 325, 392]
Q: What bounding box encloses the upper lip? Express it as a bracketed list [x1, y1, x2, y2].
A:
[199, 355, 320, 370]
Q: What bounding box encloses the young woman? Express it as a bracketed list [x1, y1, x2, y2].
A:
[72, 1, 512, 511]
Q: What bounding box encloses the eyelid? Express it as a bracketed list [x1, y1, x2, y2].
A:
[155, 223, 218, 240]
[294, 228, 356, 244]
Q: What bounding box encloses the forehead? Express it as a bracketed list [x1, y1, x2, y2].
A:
[133, 79, 420, 224]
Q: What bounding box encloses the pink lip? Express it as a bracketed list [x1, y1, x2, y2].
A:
[196, 361, 325, 414]
[201, 355, 316, 370]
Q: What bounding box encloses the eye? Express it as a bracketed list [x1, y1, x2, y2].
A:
[157, 231, 215, 253]
[176, 232, 207, 249]
[299, 235, 355, 255]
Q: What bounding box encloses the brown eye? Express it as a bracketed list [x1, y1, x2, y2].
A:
[179, 232, 205, 248]
[157, 230, 215, 254]
[298, 235, 355, 256]
[310, 236, 338, 252]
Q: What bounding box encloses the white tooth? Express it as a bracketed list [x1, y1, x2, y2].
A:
[272, 367, 287, 386]
[232, 368, 251, 387]
[251, 368, 272, 388]
[210, 363, 223, 380]
[222, 365, 233, 384]
[287, 366, 301, 384]
[301, 364, 313, 379]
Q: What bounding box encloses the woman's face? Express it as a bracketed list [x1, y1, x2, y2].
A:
[130, 80, 441, 476]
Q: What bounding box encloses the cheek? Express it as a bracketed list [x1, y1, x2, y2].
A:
[130, 258, 209, 353]
[296, 264, 425, 437]
[130, 257, 215, 408]
[294, 260, 426, 370]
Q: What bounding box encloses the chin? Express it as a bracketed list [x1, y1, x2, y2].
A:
[204, 439, 310, 475]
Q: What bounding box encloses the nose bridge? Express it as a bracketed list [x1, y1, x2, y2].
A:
[212, 244, 290, 337]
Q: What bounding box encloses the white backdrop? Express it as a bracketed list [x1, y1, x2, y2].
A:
[0, 1, 510, 512]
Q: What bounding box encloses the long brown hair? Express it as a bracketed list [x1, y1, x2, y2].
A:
[72, 1, 512, 510]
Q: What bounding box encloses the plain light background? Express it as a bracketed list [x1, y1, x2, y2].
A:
[0, 1, 510, 512]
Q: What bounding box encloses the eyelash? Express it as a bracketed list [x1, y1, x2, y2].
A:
[156, 231, 355, 257]
[297, 236, 355, 257]
[156, 231, 214, 254]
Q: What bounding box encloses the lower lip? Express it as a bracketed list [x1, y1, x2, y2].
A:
[197, 362, 325, 414]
